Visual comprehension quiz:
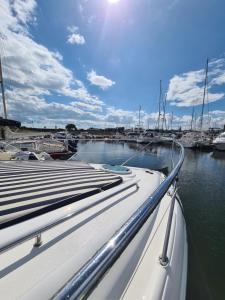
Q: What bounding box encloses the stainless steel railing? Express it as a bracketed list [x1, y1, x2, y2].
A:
[159, 186, 178, 266]
[53, 141, 184, 300]
[0, 179, 139, 254]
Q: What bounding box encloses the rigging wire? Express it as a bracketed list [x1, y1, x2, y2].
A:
[120, 142, 153, 166]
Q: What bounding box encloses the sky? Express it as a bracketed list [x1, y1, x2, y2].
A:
[0, 0, 225, 129]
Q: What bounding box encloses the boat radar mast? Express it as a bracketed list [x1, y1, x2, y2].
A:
[0, 56, 7, 119]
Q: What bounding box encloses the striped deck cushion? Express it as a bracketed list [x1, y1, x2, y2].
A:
[0, 161, 122, 227]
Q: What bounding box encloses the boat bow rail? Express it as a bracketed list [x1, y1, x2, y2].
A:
[0, 178, 139, 254]
[53, 141, 184, 300]
[0, 141, 185, 300]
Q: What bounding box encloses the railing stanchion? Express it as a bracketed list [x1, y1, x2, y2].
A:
[159, 186, 177, 266]
[33, 234, 42, 247]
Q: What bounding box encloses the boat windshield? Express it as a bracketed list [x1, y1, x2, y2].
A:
[10, 141, 36, 151]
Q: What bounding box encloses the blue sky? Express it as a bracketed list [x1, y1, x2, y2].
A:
[1, 0, 225, 129]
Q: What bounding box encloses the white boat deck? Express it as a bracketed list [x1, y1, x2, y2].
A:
[0, 161, 122, 224]
[0, 161, 187, 300]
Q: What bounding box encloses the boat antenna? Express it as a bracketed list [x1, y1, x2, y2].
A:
[0, 55, 7, 119]
[200, 58, 209, 130]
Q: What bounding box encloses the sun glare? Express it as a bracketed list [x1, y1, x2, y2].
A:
[108, 0, 120, 4]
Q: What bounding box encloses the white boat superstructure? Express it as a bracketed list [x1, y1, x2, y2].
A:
[0, 141, 19, 160]
[178, 132, 198, 148]
[0, 142, 187, 300]
[136, 133, 162, 144]
[9, 139, 66, 154]
[179, 131, 211, 148]
[13, 151, 52, 161]
[0, 141, 55, 161]
[213, 132, 225, 150]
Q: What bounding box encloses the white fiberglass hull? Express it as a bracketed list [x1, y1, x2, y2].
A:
[180, 141, 196, 148]
[214, 143, 225, 151]
[91, 191, 187, 300]
[0, 161, 187, 300]
[136, 137, 161, 144]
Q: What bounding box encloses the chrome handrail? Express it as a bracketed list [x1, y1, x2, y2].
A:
[159, 186, 177, 266]
[53, 141, 184, 300]
[0, 180, 139, 254]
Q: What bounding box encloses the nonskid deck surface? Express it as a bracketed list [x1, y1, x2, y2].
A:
[0, 164, 164, 300]
[0, 162, 187, 300]
[0, 161, 122, 225]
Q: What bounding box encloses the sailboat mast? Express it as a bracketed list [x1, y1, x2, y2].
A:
[190, 106, 195, 131]
[200, 58, 209, 130]
[138, 105, 141, 128]
[170, 112, 173, 130]
[0, 56, 7, 119]
[157, 80, 162, 130]
[162, 92, 167, 131]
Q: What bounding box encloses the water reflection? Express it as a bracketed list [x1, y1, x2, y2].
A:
[73, 141, 166, 170]
[211, 150, 225, 162]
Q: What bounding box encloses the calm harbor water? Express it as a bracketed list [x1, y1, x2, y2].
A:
[74, 140, 225, 300]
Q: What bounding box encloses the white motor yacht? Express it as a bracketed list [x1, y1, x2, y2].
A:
[179, 131, 212, 149]
[0, 141, 19, 160]
[0, 141, 52, 161]
[136, 133, 161, 144]
[0, 142, 187, 300]
[178, 132, 197, 148]
[13, 151, 52, 161]
[9, 139, 66, 154]
[213, 132, 225, 151]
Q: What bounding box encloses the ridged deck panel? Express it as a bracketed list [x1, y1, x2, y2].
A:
[0, 161, 122, 224]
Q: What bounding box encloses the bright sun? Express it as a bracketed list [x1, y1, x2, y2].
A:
[108, 0, 120, 4]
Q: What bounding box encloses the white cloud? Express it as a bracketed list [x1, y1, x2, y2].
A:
[1, 0, 224, 130]
[87, 70, 115, 90]
[103, 107, 165, 129]
[67, 26, 85, 45]
[103, 106, 225, 130]
[6, 88, 103, 127]
[67, 33, 85, 45]
[167, 58, 225, 107]
[52, 51, 63, 61]
[67, 26, 79, 33]
[10, 0, 37, 26]
[0, 0, 105, 126]
[0, 0, 36, 35]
